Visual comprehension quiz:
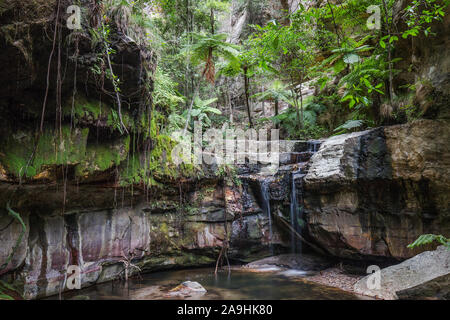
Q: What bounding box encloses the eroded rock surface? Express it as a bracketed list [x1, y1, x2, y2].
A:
[304, 120, 450, 260]
[244, 254, 333, 272]
[354, 246, 450, 300]
[0, 174, 286, 299]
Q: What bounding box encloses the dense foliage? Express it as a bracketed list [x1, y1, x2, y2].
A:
[143, 0, 449, 141]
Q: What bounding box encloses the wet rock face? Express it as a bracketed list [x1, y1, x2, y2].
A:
[0, 0, 155, 105]
[0, 0, 156, 185]
[0, 180, 278, 299]
[244, 254, 334, 272]
[304, 120, 450, 260]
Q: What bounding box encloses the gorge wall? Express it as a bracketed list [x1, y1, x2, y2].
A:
[0, 179, 280, 299]
[2, 118, 448, 299]
[0, 0, 449, 300]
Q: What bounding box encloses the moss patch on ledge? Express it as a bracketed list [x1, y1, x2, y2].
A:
[0, 126, 89, 178]
[0, 124, 132, 181]
[75, 135, 130, 178]
[118, 134, 200, 188]
[63, 96, 133, 131]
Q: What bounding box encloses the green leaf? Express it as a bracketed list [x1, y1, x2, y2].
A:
[204, 107, 222, 115]
[343, 53, 360, 64]
[333, 59, 346, 73]
[191, 109, 201, 117]
[408, 234, 450, 249]
[334, 120, 364, 133]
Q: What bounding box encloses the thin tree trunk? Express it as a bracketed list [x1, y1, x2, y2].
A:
[326, 0, 341, 47]
[183, 81, 201, 134]
[299, 80, 304, 129]
[273, 215, 327, 256]
[40, 0, 62, 133]
[274, 98, 279, 129]
[381, 0, 395, 104]
[105, 47, 128, 135]
[226, 78, 233, 123]
[210, 7, 215, 34]
[289, 79, 302, 130]
[243, 66, 253, 128]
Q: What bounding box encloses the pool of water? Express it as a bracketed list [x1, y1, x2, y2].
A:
[53, 267, 364, 300]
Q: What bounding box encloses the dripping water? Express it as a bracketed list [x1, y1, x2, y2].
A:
[289, 141, 321, 254]
[290, 170, 304, 254]
[308, 141, 321, 153]
[260, 180, 273, 255]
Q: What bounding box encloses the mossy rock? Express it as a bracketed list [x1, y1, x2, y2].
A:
[0, 125, 89, 179]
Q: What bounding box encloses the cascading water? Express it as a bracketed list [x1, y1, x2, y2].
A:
[289, 170, 304, 254]
[260, 180, 273, 254]
[289, 141, 321, 254]
[308, 141, 321, 153]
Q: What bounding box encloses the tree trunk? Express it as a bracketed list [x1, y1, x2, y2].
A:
[274, 98, 279, 129]
[280, 0, 290, 25]
[299, 81, 304, 130]
[183, 81, 201, 134]
[226, 78, 233, 123]
[290, 86, 300, 130]
[326, 0, 341, 47]
[381, 0, 395, 104]
[210, 7, 215, 34]
[243, 66, 253, 128]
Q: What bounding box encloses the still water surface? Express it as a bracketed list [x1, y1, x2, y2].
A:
[53, 268, 364, 300]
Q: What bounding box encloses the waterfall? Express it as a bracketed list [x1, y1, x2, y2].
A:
[260, 180, 273, 254]
[308, 141, 321, 153]
[289, 170, 304, 254]
[288, 141, 321, 254]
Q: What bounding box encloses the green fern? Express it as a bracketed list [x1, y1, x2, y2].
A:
[408, 234, 450, 249]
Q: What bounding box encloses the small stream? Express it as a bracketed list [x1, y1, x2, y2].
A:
[51, 268, 363, 300]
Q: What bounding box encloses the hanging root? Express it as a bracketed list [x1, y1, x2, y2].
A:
[215, 169, 234, 276]
[102, 22, 129, 135]
[40, 0, 62, 133]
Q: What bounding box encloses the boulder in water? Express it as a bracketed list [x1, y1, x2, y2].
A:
[167, 281, 207, 298]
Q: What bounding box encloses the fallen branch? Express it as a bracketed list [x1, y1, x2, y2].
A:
[273, 214, 328, 256]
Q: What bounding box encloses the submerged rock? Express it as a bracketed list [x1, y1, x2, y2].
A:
[167, 281, 207, 298]
[354, 246, 450, 300]
[244, 254, 333, 272]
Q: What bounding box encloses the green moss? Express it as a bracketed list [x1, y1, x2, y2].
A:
[0, 126, 89, 178]
[174, 253, 215, 266]
[160, 222, 169, 235]
[76, 135, 130, 176]
[63, 96, 134, 133]
[63, 96, 107, 121]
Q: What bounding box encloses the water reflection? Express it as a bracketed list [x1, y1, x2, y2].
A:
[51, 268, 363, 301]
